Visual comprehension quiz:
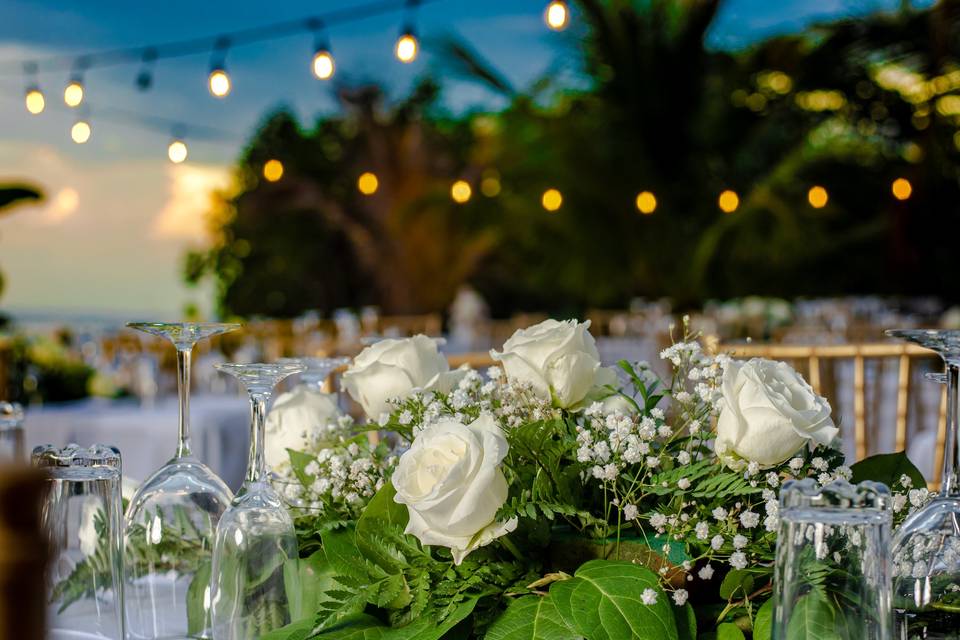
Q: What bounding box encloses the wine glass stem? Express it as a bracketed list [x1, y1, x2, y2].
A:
[176, 346, 193, 458]
[246, 392, 270, 485]
[944, 363, 960, 495]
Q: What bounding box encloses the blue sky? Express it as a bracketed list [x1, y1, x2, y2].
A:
[0, 0, 937, 317]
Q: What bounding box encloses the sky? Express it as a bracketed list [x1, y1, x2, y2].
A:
[0, 0, 937, 320]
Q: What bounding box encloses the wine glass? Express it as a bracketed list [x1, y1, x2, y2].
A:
[887, 329, 960, 637]
[209, 362, 304, 640]
[123, 322, 240, 640]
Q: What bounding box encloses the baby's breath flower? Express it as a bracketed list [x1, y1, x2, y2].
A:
[641, 589, 658, 605]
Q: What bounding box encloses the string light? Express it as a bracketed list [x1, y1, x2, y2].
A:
[167, 139, 188, 163]
[395, 30, 418, 63]
[208, 38, 231, 98]
[64, 79, 84, 107]
[263, 159, 284, 182]
[542, 188, 562, 212]
[312, 49, 335, 80]
[808, 185, 828, 208]
[892, 177, 912, 200]
[24, 88, 45, 114]
[545, 0, 569, 31]
[635, 191, 657, 215]
[718, 190, 739, 213]
[451, 180, 472, 203]
[358, 171, 379, 194]
[71, 120, 91, 144]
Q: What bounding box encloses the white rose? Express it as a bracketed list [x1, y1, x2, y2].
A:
[716, 358, 838, 468]
[491, 319, 602, 408]
[265, 386, 342, 469]
[392, 412, 517, 564]
[343, 335, 466, 420]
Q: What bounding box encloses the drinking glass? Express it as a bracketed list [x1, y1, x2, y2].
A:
[210, 362, 305, 640]
[0, 402, 25, 461]
[887, 329, 960, 638]
[124, 322, 240, 640]
[33, 443, 125, 639]
[772, 479, 892, 640]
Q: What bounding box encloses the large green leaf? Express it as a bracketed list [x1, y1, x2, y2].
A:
[289, 550, 336, 621]
[716, 622, 746, 639]
[484, 595, 582, 640]
[549, 560, 678, 640]
[785, 591, 842, 640]
[186, 560, 212, 636]
[321, 527, 369, 581]
[753, 598, 774, 640]
[673, 603, 696, 640]
[850, 451, 925, 490]
[307, 598, 478, 640]
[719, 570, 754, 600]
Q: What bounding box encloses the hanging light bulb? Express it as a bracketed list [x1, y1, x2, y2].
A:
[545, 0, 570, 31]
[71, 120, 91, 144]
[64, 79, 84, 107]
[208, 37, 232, 98]
[168, 139, 188, 164]
[208, 67, 231, 97]
[24, 87, 45, 115]
[395, 28, 419, 63]
[312, 49, 335, 80]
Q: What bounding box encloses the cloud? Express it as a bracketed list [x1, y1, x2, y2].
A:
[152, 162, 231, 241]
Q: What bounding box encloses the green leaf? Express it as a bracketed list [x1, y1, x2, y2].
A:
[716, 622, 746, 640]
[291, 550, 336, 621]
[753, 598, 774, 640]
[786, 590, 842, 640]
[549, 560, 679, 640]
[258, 616, 319, 640]
[186, 560, 211, 636]
[321, 527, 368, 581]
[850, 451, 925, 490]
[311, 597, 478, 640]
[484, 595, 582, 640]
[355, 483, 412, 572]
[288, 449, 320, 486]
[673, 603, 696, 640]
[719, 570, 754, 600]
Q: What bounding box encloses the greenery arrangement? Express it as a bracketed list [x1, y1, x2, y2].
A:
[255, 318, 924, 639]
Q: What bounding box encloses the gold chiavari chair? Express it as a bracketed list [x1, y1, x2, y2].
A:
[717, 342, 946, 488]
[448, 352, 498, 370]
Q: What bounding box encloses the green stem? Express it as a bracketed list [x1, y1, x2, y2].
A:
[500, 535, 524, 562]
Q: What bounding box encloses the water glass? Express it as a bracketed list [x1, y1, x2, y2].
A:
[772, 479, 892, 640]
[33, 444, 125, 640]
[0, 402, 25, 461]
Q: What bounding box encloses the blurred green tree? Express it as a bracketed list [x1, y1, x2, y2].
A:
[0, 184, 41, 303]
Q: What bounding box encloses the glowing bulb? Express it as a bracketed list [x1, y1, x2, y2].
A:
[395, 33, 418, 63]
[64, 81, 84, 107]
[808, 185, 828, 208]
[358, 172, 379, 195]
[208, 68, 231, 97]
[718, 190, 739, 213]
[542, 188, 562, 212]
[545, 1, 569, 30]
[263, 159, 284, 182]
[71, 121, 91, 144]
[168, 140, 188, 164]
[25, 89, 45, 115]
[892, 177, 912, 201]
[312, 50, 335, 80]
[635, 191, 657, 214]
[451, 180, 472, 204]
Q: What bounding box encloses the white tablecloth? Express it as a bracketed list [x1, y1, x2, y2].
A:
[25, 395, 251, 490]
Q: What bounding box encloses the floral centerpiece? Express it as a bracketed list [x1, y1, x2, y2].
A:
[258, 317, 926, 640]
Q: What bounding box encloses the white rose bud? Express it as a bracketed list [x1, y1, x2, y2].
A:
[265, 386, 342, 470]
[392, 412, 517, 564]
[716, 358, 838, 468]
[343, 335, 466, 420]
[491, 319, 602, 408]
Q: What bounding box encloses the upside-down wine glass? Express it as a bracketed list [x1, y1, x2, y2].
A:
[209, 362, 304, 640]
[887, 329, 960, 638]
[123, 322, 240, 640]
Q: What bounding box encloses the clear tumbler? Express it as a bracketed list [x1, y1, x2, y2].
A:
[33, 443, 125, 640]
[772, 479, 892, 640]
